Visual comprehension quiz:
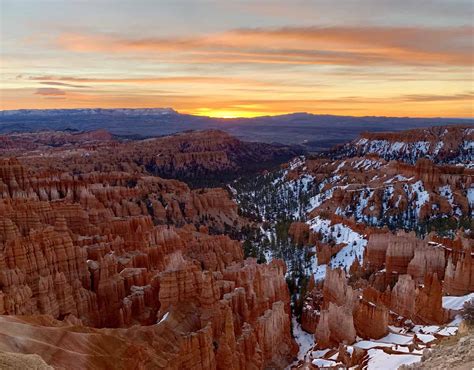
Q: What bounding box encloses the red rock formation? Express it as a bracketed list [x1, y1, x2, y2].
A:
[315, 302, 356, 348]
[353, 299, 388, 339]
[385, 232, 422, 275]
[301, 305, 319, 334]
[347, 125, 473, 164]
[0, 130, 300, 184]
[390, 273, 447, 325]
[289, 222, 313, 246]
[365, 233, 390, 271]
[444, 244, 473, 296]
[414, 273, 446, 324]
[407, 243, 446, 282]
[322, 268, 357, 309]
[0, 140, 300, 368]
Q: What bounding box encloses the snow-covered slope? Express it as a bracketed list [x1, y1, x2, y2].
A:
[337, 126, 473, 166]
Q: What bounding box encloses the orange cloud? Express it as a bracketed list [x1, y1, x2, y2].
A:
[56, 26, 473, 66]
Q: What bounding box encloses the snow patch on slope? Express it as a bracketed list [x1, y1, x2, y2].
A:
[442, 292, 474, 311]
[308, 216, 367, 280]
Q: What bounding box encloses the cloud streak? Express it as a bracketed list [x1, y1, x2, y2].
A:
[56, 26, 473, 66]
[39, 81, 89, 88]
[28, 75, 272, 86]
[35, 88, 66, 96]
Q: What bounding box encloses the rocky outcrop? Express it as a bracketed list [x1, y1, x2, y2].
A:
[322, 268, 357, 309]
[390, 273, 447, 325]
[365, 233, 391, 271]
[289, 222, 317, 246]
[315, 302, 356, 348]
[444, 245, 474, 296]
[339, 125, 474, 165]
[295, 138, 473, 228]
[407, 244, 446, 282]
[353, 299, 388, 339]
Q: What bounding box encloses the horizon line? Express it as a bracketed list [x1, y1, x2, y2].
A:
[1, 107, 473, 121]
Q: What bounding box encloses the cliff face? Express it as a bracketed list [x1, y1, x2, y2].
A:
[338, 126, 473, 165]
[390, 273, 446, 324]
[312, 268, 389, 347]
[0, 138, 298, 369]
[293, 149, 473, 229]
[444, 245, 474, 296]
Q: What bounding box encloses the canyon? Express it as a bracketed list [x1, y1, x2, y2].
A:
[0, 125, 473, 369]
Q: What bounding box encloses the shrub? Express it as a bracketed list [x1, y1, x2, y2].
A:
[461, 299, 474, 325]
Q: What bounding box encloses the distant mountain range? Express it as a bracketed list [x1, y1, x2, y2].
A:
[1, 108, 472, 152]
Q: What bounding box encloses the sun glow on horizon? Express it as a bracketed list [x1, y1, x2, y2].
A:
[190, 108, 278, 119]
[1, 1, 472, 117]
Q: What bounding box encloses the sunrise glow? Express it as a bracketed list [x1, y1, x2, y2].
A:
[1, 1, 473, 117]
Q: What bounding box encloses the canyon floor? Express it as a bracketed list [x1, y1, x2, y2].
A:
[0, 125, 472, 369]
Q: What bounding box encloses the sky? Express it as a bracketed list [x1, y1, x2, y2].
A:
[0, 0, 473, 118]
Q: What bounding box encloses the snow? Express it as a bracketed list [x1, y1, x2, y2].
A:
[357, 139, 432, 161]
[416, 333, 436, 344]
[366, 349, 420, 369]
[158, 311, 169, 324]
[433, 141, 444, 155]
[463, 140, 474, 150]
[312, 358, 339, 367]
[309, 216, 367, 277]
[288, 156, 305, 170]
[334, 161, 346, 173]
[385, 175, 411, 184]
[439, 185, 455, 208]
[409, 181, 430, 216]
[292, 318, 314, 359]
[377, 333, 413, 345]
[354, 189, 374, 219]
[412, 322, 459, 337]
[313, 264, 328, 281]
[467, 187, 474, 207]
[412, 325, 440, 335]
[353, 158, 383, 170]
[437, 326, 458, 336]
[442, 292, 474, 310]
[307, 188, 334, 211]
[288, 318, 314, 367]
[354, 340, 392, 349]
